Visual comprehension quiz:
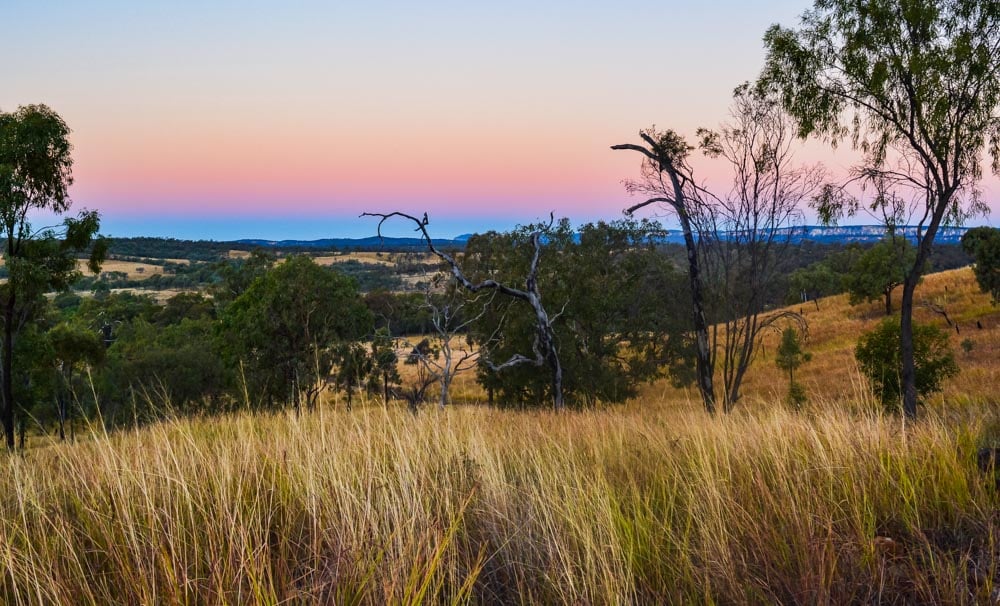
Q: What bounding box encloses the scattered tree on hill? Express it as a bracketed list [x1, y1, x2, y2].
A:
[961, 226, 1000, 304]
[0, 104, 106, 450]
[221, 256, 372, 413]
[761, 0, 1000, 419]
[363, 211, 568, 409]
[615, 85, 817, 412]
[787, 261, 844, 306]
[612, 130, 717, 412]
[775, 326, 811, 409]
[845, 235, 918, 315]
[855, 318, 958, 412]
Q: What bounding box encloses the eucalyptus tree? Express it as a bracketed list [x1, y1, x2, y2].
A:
[220, 255, 372, 413]
[761, 0, 1000, 418]
[961, 226, 1000, 304]
[614, 85, 817, 412]
[0, 105, 106, 450]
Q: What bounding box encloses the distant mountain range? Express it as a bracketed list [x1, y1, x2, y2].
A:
[235, 226, 972, 250]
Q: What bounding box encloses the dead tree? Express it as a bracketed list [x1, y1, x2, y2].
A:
[614, 86, 818, 412]
[406, 276, 494, 409]
[362, 211, 566, 409]
[612, 130, 718, 413]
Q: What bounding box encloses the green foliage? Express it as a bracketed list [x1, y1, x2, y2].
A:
[961, 226, 1000, 304]
[211, 249, 276, 306]
[787, 381, 808, 411]
[465, 218, 693, 407]
[332, 342, 374, 410]
[845, 237, 918, 315]
[220, 255, 372, 410]
[0, 104, 105, 448]
[776, 327, 811, 409]
[102, 318, 228, 421]
[369, 327, 400, 400]
[855, 318, 959, 412]
[775, 327, 811, 380]
[786, 261, 844, 304]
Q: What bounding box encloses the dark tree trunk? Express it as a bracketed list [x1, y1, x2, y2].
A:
[885, 289, 893, 316]
[900, 277, 918, 419]
[58, 393, 65, 441]
[900, 214, 939, 420]
[382, 370, 389, 405]
[3, 294, 15, 451]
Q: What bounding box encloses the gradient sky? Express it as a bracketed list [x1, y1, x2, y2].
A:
[3, 1, 997, 240]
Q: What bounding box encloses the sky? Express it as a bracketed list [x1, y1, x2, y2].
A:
[3, 0, 998, 241]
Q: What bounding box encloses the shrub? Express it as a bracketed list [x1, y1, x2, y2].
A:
[855, 318, 959, 411]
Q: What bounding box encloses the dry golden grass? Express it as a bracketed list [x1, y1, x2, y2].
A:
[2, 401, 998, 604]
[1, 267, 999, 604]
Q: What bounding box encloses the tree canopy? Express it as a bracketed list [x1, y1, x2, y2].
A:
[761, 0, 1000, 418]
[0, 105, 105, 449]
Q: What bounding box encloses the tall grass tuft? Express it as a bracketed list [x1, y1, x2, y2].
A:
[1, 400, 997, 604]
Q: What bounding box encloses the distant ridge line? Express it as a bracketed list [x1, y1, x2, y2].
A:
[233, 225, 972, 250]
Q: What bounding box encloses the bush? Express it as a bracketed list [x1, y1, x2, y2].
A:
[787, 381, 808, 410]
[855, 318, 959, 411]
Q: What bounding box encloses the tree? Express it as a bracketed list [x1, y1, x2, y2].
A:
[961, 226, 1000, 304]
[697, 85, 820, 410]
[49, 322, 104, 440]
[614, 85, 817, 411]
[786, 261, 845, 305]
[332, 341, 373, 411]
[211, 249, 276, 307]
[369, 326, 400, 404]
[855, 318, 958, 412]
[462, 219, 693, 408]
[0, 105, 106, 450]
[407, 277, 492, 409]
[363, 212, 568, 409]
[220, 256, 372, 413]
[775, 326, 811, 409]
[612, 130, 717, 412]
[845, 236, 918, 315]
[761, 0, 1000, 418]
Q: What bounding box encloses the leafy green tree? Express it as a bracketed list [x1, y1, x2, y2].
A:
[855, 318, 958, 412]
[211, 249, 275, 307]
[464, 219, 693, 408]
[845, 237, 918, 315]
[333, 341, 373, 411]
[961, 226, 1000, 304]
[775, 327, 811, 409]
[102, 318, 227, 423]
[786, 262, 844, 305]
[155, 292, 214, 326]
[221, 255, 372, 413]
[0, 104, 106, 449]
[761, 0, 1000, 418]
[369, 327, 400, 404]
[49, 322, 104, 440]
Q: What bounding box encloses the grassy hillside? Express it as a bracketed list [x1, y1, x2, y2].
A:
[1, 268, 998, 604]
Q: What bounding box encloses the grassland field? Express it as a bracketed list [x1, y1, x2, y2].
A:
[1, 267, 998, 604]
